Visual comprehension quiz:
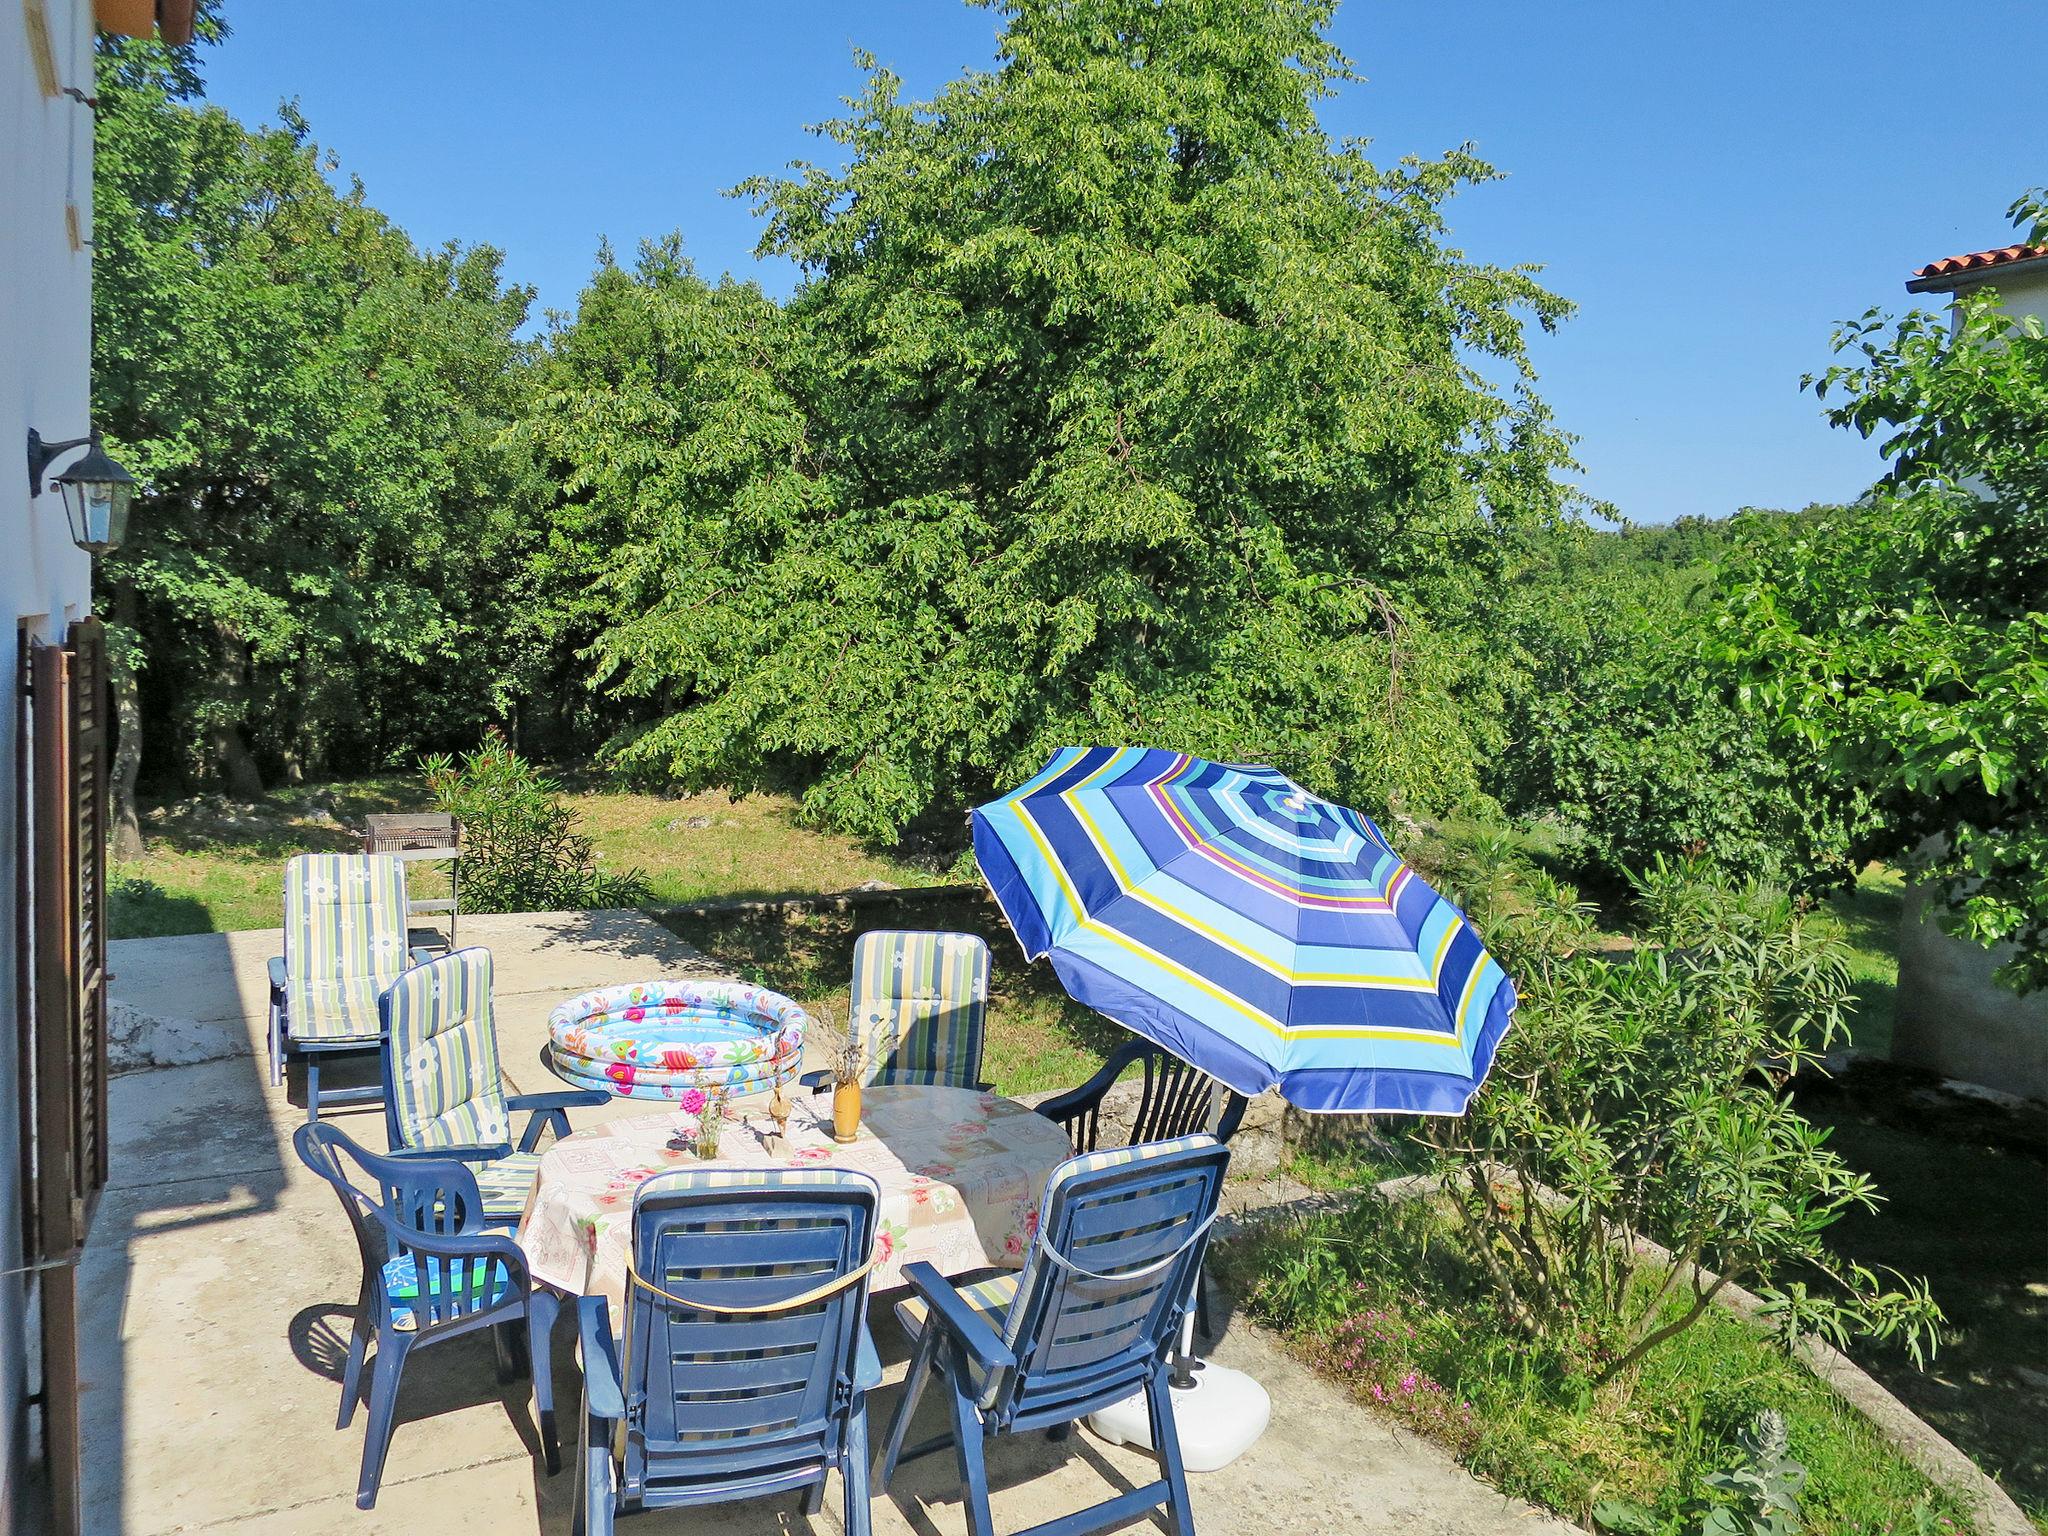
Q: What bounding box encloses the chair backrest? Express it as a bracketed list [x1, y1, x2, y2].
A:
[293, 1121, 517, 1335]
[1062, 1039, 1249, 1155]
[283, 853, 410, 988]
[620, 1168, 879, 1503]
[984, 1135, 1228, 1428]
[849, 929, 988, 1088]
[381, 948, 512, 1153]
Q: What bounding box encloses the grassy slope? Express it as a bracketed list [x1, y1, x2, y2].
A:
[109, 779, 945, 939]
[1220, 1198, 1973, 1536]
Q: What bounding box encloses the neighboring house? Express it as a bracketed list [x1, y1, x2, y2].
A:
[3, 4, 190, 1533]
[1905, 240, 2048, 329]
[1889, 239, 2048, 1105]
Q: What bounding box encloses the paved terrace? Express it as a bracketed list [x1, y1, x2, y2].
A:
[88, 910, 1573, 1535]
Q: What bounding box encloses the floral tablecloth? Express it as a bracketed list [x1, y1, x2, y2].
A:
[515, 1085, 1073, 1316]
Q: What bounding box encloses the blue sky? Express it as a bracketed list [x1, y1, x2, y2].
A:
[198, 2, 2045, 525]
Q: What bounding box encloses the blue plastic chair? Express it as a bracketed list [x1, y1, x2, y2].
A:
[573, 1168, 885, 1536]
[877, 1134, 1230, 1536]
[293, 1121, 562, 1509]
[379, 948, 606, 1225]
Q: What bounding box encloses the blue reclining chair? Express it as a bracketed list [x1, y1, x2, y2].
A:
[574, 1168, 884, 1536]
[294, 1121, 562, 1510]
[878, 1134, 1230, 1536]
[801, 929, 993, 1094]
[380, 947, 606, 1225]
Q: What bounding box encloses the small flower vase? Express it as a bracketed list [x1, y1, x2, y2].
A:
[832, 1080, 862, 1144]
[695, 1106, 724, 1160]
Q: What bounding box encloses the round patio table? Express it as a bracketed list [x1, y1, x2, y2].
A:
[515, 1085, 1073, 1318]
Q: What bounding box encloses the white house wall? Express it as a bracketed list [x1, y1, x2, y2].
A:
[1, 0, 98, 1527]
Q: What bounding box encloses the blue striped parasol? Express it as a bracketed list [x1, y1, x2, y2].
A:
[971, 746, 1516, 1114]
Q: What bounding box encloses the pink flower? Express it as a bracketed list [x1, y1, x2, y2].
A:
[679, 1087, 707, 1116]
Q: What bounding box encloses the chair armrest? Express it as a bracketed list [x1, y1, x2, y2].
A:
[406, 946, 441, 966]
[508, 1090, 610, 1113]
[1032, 1040, 1140, 1129]
[384, 1142, 516, 1167]
[798, 1069, 833, 1095]
[267, 956, 287, 997]
[385, 1219, 530, 1282]
[903, 1262, 1014, 1375]
[577, 1295, 626, 1422]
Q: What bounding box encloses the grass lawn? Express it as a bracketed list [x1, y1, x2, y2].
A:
[1218, 1192, 1976, 1536]
[1814, 866, 1906, 1059]
[109, 777, 947, 939]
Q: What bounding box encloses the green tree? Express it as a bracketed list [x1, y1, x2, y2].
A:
[1713, 195, 2048, 989]
[549, 0, 1587, 841]
[92, 16, 539, 846]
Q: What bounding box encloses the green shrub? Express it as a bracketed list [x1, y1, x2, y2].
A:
[422, 735, 646, 913]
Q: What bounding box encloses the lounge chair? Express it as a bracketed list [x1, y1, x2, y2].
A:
[878, 1134, 1230, 1536]
[573, 1167, 884, 1535]
[269, 853, 422, 1119]
[803, 929, 992, 1092]
[380, 946, 606, 1225]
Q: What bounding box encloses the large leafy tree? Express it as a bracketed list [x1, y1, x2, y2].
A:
[550, 0, 1586, 842]
[1713, 192, 2048, 989]
[92, 17, 538, 849]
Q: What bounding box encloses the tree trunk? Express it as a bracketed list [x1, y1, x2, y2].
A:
[108, 582, 147, 862]
[216, 725, 264, 798]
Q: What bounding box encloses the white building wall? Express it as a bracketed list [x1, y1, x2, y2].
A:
[1, 0, 98, 1527]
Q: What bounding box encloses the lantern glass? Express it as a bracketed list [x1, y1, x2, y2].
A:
[60, 475, 132, 556]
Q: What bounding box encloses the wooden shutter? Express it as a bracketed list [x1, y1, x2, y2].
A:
[19, 617, 112, 1536]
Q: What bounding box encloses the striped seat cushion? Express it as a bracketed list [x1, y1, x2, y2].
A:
[282, 854, 409, 1044]
[851, 930, 989, 1089]
[384, 950, 512, 1151]
[473, 1151, 543, 1222]
[383, 1251, 513, 1332]
[284, 976, 389, 1043]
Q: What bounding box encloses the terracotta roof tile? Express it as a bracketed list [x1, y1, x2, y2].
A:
[1908, 243, 2048, 291]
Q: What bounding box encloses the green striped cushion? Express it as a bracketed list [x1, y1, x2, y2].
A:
[282, 854, 410, 1045]
[850, 930, 988, 1089]
[385, 950, 512, 1151]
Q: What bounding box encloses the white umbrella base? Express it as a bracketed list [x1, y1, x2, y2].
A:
[1084, 1359, 1272, 1472]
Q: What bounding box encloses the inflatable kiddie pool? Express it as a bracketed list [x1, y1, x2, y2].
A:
[546, 979, 808, 1100]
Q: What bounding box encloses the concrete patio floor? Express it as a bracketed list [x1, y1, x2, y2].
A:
[86, 909, 1575, 1535]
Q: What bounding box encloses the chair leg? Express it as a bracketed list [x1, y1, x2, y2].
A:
[268, 1005, 284, 1088]
[802, 1475, 826, 1516]
[530, 1289, 562, 1476]
[843, 1400, 873, 1536]
[1145, 1361, 1197, 1536]
[491, 1322, 518, 1383]
[305, 1057, 322, 1124]
[943, 1361, 996, 1536]
[876, 1329, 937, 1490]
[1196, 1271, 1215, 1346]
[336, 1294, 371, 1429]
[355, 1331, 411, 1510]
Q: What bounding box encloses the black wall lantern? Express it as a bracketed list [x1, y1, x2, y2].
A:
[27, 428, 136, 557]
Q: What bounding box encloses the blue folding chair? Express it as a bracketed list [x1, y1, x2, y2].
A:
[878, 1134, 1230, 1536]
[293, 1121, 562, 1509]
[574, 1168, 884, 1536]
[380, 948, 606, 1225]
